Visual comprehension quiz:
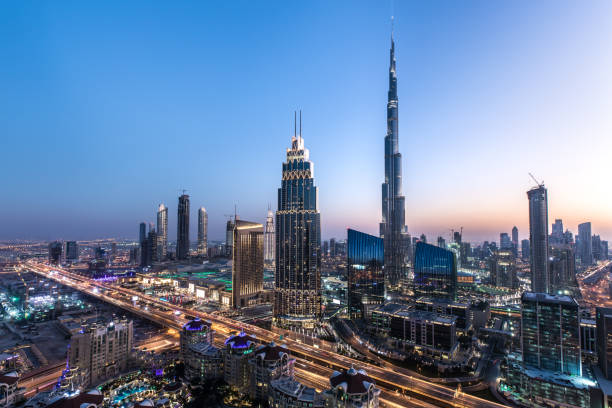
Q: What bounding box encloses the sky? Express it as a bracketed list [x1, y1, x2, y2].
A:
[1, 1, 611, 243]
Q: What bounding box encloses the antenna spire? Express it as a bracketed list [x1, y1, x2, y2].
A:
[299, 110, 302, 138]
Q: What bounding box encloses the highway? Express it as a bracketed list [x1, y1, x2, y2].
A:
[22, 261, 508, 408]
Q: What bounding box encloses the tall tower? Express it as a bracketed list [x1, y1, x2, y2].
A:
[380, 30, 408, 291]
[157, 204, 168, 261]
[578, 222, 593, 266]
[232, 220, 264, 308]
[177, 194, 190, 260]
[274, 112, 321, 330]
[198, 207, 208, 256]
[264, 205, 275, 263]
[527, 185, 549, 293]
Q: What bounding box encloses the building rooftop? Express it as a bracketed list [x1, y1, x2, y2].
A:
[182, 317, 211, 332]
[254, 342, 290, 362]
[270, 376, 320, 403]
[329, 367, 376, 395]
[46, 389, 104, 408]
[225, 331, 257, 350]
[188, 342, 220, 356]
[522, 292, 578, 307]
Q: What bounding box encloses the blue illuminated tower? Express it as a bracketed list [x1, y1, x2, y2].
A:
[380, 30, 408, 291]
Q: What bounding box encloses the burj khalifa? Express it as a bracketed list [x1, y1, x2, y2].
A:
[380, 33, 409, 291]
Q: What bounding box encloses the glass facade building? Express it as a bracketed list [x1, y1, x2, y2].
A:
[597, 307, 612, 380]
[347, 229, 384, 320]
[521, 292, 581, 376]
[232, 220, 264, 308]
[157, 203, 168, 261]
[413, 241, 457, 301]
[197, 207, 208, 256]
[274, 118, 321, 329]
[177, 194, 190, 260]
[527, 185, 549, 293]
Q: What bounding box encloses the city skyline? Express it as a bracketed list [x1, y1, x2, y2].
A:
[2, 1, 611, 242]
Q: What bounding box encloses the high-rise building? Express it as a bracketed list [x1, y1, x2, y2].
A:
[264, 207, 275, 264]
[437, 236, 446, 248]
[490, 249, 517, 289]
[380, 34, 408, 292]
[225, 218, 235, 257]
[603, 241, 609, 260]
[521, 292, 581, 376]
[232, 220, 264, 308]
[592, 234, 602, 261]
[274, 113, 321, 329]
[596, 307, 612, 380]
[500, 232, 512, 250]
[68, 317, 133, 386]
[347, 229, 384, 320]
[551, 219, 564, 244]
[521, 239, 530, 261]
[577, 222, 592, 266]
[322, 240, 329, 257]
[413, 241, 457, 301]
[157, 203, 168, 261]
[453, 231, 462, 244]
[65, 241, 79, 262]
[511, 226, 519, 256]
[329, 238, 336, 257]
[180, 318, 213, 363]
[549, 246, 576, 294]
[139, 222, 147, 244]
[147, 229, 157, 263]
[48, 241, 62, 265]
[177, 194, 190, 260]
[197, 207, 208, 256]
[527, 185, 549, 293]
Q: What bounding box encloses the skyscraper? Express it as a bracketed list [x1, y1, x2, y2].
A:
[347, 229, 384, 320]
[551, 219, 564, 244]
[264, 206, 275, 264]
[380, 33, 408, 292]
[596, 307, 612, 380]
[490, 249, 517, 289]
[527, 185, 549, 293]
[198, 207, 208, 256]
[413, 241, 457, 301]
[511, 226, 518, 256]
[521, 239, 530, 261]
[226, 218, 235, 257]
[500, 232, 512, 250]
[578, 222, 592, 266]
[232, 220, 264, 308]
[177, 194, 190, 260]
[274, 113, 321, 329]
[65, 241, 79, 262]
[48, 241, 62, 265]
[139, 222, 147, 244]
[157, 203, 168, 261]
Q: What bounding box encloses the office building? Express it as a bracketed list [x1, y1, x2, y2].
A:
[527, 185, 549, 293]
[68, 317, 133, 386]
[549, 246, 576, 294]
[604, 241, 609, 260]
[330, 238, 336, 257]
[140, 238, 149, 268]
[437, 236, 446, 248]
[249, 342, 295, 401]
[597, 307, 612, 380]
[413, 241, 457, 301]
[157, 204, 168, 261]
[64, 241, 78, 262]
[139, 222, 147, 244]
[197, 207, 208, 256]
[48, 241, 62, 265]
[489, 249, 517, 289]
[225, 218, 235, 257]
[521, 292, 581, 376]
[274, 113, 321, 329]
[578, 222, 592, 266]
[511, 226, 518, 254]
[264, 207, 275, 264]
[147, 228, 157, 263]
[551, 219, 564, 244]
[326, 367, 381, 408]
[177, 194, 190, 260]
[380, 33, 408, 292]
[593, 235, 602, 261]
[500, 233, 512, 250]
[521, 239, 530, 261]
[347, 229, 384, 320]
[232, 220, 264, 308]
[322, 240, 329, 257]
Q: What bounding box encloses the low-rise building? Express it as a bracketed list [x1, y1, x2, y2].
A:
[249, 342, 295, 401]
[324, 367, 380, 408]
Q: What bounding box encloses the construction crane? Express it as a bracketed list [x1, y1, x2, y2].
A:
[528, 172, 544, 187]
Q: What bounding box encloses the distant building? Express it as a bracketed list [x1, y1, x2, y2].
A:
[177, 194, 190, 260]
[489, 249, 517, 289]
[551, 219, 564, 244]
[330, 238, 336, 257]
[197, 207, 208, 256]
[68, 317, 133, 386]
[232, 220, 264, 308]
[64, 241, 78, 263]
[264, 207, 275, 264]
[413, 241, 457, 301]
[157, 204, 168, 260]
[500, 232, 512, 250]
[527, 185, 549, 293]
[139, 222, 147, 244]
[578, 222, 592, 266]
[225, 219, 235, 257]
[436, 236, 446, 248]
[593, 234, 602, 261]
[347, 229, 384, 320]
[511, 226, 518, 255]
[521, 239, 530, 261]
[249, 342, 295, 401]
[325, 367, 380, 408]
[147, 229, 157, 263]
[48, 241, 62, 265]
[549, 246, 576, 294]
[521, 292, 581, 376]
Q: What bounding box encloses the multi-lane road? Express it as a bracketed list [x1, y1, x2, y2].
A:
[22, 261, 507, 408]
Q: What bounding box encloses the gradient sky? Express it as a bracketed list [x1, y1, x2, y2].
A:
[1, 1, 611, 243]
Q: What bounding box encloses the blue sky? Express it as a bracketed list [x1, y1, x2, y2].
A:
[1, 1, 611, 243]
